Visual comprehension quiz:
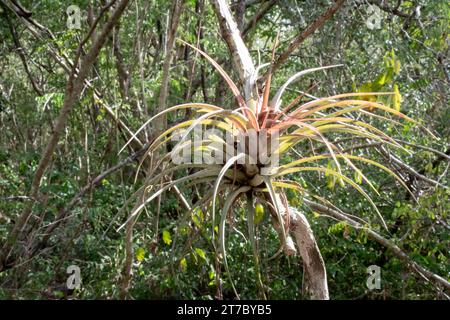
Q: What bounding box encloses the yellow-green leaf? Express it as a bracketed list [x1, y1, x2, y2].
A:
[135, 247, 145, 262]
[254, 203, 265, 224]
[162, 230, 172, 246]
[180, 257, 187, 271]
[354, 171, 363, 184]
[374, 72, 387, 86]
[327, 175, 336, 189]
[328, 221, 348, 234]
[194, 247, 206, 260]
[325, 161, 333, 177]
[393, 84, 401, 111]
[192, 208, 204, 229]
[394, 59, 401, 74]
[357, 83, 378, 102]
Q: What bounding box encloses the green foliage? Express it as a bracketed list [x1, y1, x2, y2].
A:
[0, 0, 448, 300]
[162, 230, 172, 246]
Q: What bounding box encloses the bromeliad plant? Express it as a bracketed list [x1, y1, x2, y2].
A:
[118, 40, 428, 299]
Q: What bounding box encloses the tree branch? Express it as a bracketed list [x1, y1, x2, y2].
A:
[366, 0, 410, 19]
[268, 193, 329, 299]
[0, 0, 131, 272]
[2, 0, 143, 149]
[242, 0, 277, 38]
[2, 7, 43, 96]
[157, 0, 185, 131]
[264, 0, 345, 78]
[34, 141, 150, 254]
[303, 198, 450, 292]
[211, 0, 256, 100]
[289, 206, 329, 299]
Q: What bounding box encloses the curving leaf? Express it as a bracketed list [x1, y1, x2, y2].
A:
[270, 65, 343, 111]
[218, 186, 250, 299]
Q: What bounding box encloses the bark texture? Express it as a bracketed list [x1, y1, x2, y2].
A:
[211, 0, 256, 100]
[289, 207, 329, 299]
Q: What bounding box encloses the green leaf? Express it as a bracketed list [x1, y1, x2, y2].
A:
[192, 207, 204, 229]
[194, 247, 207, 260]
[327, 175, 336, 189]
[356, 228, 368, 244]
[328, 221, 348, 234]
[135, 247, 145, 262]
[254, 203, 265, 224]
[393, 84, 401, 111]
[354, 171, 363, 184]
[425, 162, 433, 173]
[180, 257, 187, 271]
[374, 72, 387, 86]
[162, 230, 172, 246]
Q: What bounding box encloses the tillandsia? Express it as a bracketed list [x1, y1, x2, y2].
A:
[117, 39, 433, 299]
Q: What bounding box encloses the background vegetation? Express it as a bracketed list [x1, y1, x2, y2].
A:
[0, 0, 449, 299]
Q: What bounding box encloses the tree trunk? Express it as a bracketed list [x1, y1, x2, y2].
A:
[289, 207, 329, 299]
[269, 193, 329, 299]
[156, 0, 185, 132]
[210, 0, 256, 101]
